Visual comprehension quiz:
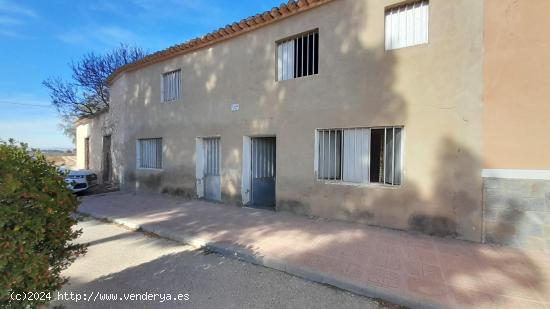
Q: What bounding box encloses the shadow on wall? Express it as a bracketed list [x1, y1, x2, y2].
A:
[283, 136, 482, 242]
[82, 0, 493, 245]
[266, 0, 410, 216]
[112, 41, 235, 196]
[269, 0, 484, 243]
[382, 137, 481, 240]
[96, 0, 490, 243]
[85, 112, 115, 184]
[76, 1, 550, 306]
[107, 0, 412, 200]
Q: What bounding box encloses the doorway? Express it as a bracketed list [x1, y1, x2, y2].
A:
[196, 137, 221, 201]
[102, 135, 112, 183]
[250, 137, 276, 209]
[84, 137, 90, 170]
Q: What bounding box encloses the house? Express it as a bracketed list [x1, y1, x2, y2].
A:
[75, 0, 550, 250]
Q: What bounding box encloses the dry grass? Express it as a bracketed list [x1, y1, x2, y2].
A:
[46, 155, 76, 168]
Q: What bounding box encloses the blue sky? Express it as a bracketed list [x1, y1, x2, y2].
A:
[0, 0, 281, 149]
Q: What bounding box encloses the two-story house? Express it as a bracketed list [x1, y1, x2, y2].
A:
[75, 0, 550, 251]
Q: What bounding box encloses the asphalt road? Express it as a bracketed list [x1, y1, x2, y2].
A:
[53, 218, 394, 309]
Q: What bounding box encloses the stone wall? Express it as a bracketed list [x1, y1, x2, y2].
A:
[483, 178, 550, 251]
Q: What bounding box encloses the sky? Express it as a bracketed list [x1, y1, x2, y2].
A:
[0, 0, 282, 149]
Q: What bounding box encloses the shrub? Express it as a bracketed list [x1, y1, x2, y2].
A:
[0, 140, 86, 308]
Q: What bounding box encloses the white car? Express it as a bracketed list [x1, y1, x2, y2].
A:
[65, 170, 98, 193]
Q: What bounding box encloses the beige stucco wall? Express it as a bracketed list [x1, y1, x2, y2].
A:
[483, 0, 550, 170]
[79, 0, 485, 241]
[75, 112, 116, 183]
[75, 121, 89, 170]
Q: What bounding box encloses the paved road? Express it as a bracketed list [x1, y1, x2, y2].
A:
[53, 218, 393, 309]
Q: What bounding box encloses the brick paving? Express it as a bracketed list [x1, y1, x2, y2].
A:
[79, 192, 550, 308]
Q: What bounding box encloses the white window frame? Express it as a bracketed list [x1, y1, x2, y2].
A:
[276, 29, 319, 81]
[384, 0, 429, 51]
[136, 138, 163, 170]
[314, 126, 404, 187]
[161, 69, 182, 102]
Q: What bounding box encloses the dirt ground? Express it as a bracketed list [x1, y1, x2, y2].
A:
[78, 183, 120, 196]
[47, 155, 76, 168]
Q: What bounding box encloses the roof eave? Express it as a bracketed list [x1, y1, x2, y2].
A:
[107, 0, 335, 86]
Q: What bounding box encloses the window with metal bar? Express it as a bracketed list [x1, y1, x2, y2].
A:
[161, 69, 182, 102]
[385, 0, 429, 50]
[204, 138, 220, 176]
[370, 127, 403, 185]
[137, 138, 163, 169]
[277, 29, 319, 81]
[318, 129, 342, 180]
[317, 127, 403, 185]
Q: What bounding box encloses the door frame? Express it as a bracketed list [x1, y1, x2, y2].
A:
[241, 135, 277, 208]
[195, 136, 221, 200]
[84, 137, 90, 170]
[102, 135, 112, 183]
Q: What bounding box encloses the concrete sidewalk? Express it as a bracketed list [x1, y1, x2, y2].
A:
[78, 192, 550, 309]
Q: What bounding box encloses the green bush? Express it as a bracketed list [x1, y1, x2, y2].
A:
[0, 140, 86, 308]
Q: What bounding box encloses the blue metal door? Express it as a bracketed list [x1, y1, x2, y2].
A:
[251, 137, 276, 208]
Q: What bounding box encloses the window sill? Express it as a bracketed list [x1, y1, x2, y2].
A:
[161, 99, 183, 104]
[316, 180, 402, 189]
[385, 42, 429, 52]
[136, 167, 163, 171]
[276, 73, 319, 83]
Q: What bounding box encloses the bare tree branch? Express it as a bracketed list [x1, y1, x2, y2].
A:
[42, 44, 147, 141]
[43, 44, 146, 117]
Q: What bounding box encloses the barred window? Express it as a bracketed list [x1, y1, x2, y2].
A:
[277, 29, 319, 81]
[203, 137, 220, 176]
[385, 0, 429, 50]
[137, 138, 163, 169]
[161, 69, 182, 102]
[317, 127, 403, 186]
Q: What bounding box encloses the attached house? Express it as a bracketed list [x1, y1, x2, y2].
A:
[75, 0, 550, 250]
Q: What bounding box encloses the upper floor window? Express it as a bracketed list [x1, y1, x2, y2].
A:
[161, 69, 181, 102]
[316, 126, 403, 186]
[385, 0, 429, 50]
[277, 29, 319, 81]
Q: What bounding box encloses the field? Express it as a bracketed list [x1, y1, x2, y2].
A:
[46, 155, 76, 168]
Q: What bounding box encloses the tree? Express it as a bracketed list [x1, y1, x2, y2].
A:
[57, 114, 77, 144]
[43, 44, 147, 136]
[0, 139, 86, 308]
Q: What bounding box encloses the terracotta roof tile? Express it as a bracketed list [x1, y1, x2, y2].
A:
[107, 0, 335, 85]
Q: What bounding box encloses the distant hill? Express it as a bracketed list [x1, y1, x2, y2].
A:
[40, 149, 75, 156]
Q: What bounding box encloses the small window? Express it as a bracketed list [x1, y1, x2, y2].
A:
[317, 127, 403, 186]
[277, 29, 319, 81]
[161, 69, 182, 102]
[385, 0, 429, 50]
[137, 138, 163, 169]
